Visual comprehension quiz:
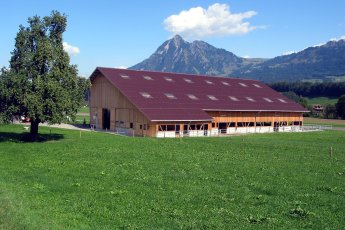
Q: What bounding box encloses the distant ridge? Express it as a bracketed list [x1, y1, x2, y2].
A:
[130, 35, 345, 82]
[231, 39, 345, 82]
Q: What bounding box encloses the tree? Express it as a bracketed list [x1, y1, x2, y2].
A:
[336, 95, 345, 119]
[0, 11, 90, 139]
[0, 70, 6, 123]
[323, 104, 337, 119]
[282, 91, 308, 108]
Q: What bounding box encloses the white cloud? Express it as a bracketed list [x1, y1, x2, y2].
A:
[163, 3, 258, 39]
[116, 66, 127, 69]
[243, 55, 250, 58]
[282, 51, 296, 56]
[63, 42, 80, 56]
[340, 35, 345, 40]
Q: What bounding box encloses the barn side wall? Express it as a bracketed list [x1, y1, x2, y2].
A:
[90, 74, 155, 136]
[152, 112, 303, 137]
[207, 111, 303, 125]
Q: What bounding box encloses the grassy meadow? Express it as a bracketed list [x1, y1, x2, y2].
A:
[0, 125, 344, 229]
[78, 106, 90, 114]
[74, 114, 90, 125]
[304, 117, 345, 128]
[306, 97, 338, 105]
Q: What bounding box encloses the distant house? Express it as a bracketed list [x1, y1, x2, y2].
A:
[89, 67, 307, 137]
[312, 104, 324, 115]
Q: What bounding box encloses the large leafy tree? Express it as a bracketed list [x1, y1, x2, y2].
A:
[0, 11, 89, 138]
[336, 95, 345, 119]
[0, 70, 6, 123]
[323, 104, 337, 119]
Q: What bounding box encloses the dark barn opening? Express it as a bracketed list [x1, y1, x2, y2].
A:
[102, 108, 110, 129]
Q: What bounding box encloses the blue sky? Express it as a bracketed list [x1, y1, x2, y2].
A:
[1, 0, 344, 77]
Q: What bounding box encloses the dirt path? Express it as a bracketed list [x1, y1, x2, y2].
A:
[39, 123, 91, 131]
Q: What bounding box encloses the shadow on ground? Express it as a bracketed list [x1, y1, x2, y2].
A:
[0, 132, 64, 143]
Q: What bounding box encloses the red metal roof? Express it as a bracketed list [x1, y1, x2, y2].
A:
[90, 67, 308, 121]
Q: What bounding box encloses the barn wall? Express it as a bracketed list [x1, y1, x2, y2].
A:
[90, 74, 151, 136]
[151, 111, 303, 138]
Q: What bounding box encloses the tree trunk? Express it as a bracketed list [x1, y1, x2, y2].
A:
[30, 119, 40, 139]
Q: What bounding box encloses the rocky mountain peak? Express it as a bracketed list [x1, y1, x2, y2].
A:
[130, 35, 252, 76]
[171, 34, 186, 47]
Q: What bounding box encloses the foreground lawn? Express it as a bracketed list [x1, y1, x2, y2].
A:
[0, 125, 344, 229]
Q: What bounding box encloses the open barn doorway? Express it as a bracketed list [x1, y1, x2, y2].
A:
[102, 108, 110, 130]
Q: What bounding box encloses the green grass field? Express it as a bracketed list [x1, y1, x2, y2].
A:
[78, 106, 90, 114]
[0, 125, 344, 229]
[75, 106, 90, 125]
[306, 97, 338, 105]
[74, 115, 90, 125]
[304, 117, 345, 128]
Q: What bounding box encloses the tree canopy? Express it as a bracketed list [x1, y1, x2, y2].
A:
[281, 91, 308, 108]
[269, 81, 345, 98]
[0, 11, 89, 139]
[336, 95, 345, 119]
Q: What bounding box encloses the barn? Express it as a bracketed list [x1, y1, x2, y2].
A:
[89, 67, 308, 137]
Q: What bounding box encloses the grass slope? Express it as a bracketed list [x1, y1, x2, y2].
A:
[306, 97, 338, 105]
[304, 117, 345, 127]
[0, 125, 344, 229]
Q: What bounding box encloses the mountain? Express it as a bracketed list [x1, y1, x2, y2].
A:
[130, 35, 345, 82]
[130, 35, 265, 76]
[231, 39, 345, 82]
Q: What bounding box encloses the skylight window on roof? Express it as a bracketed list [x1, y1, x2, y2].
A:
[239, 82, 248, 87]
[143, 75, 153, 80]
[164, 93, 176, 99]
[253, 83, 262, 88]
[263, 97, 273, 102]
[207, 95, 218, 101]
[164, 77, 174, 82]
[229, 96, 239, 101]
[246, 97, 255, 102]
[205, 80, 214, 85]
[278, 98, 287, 103]
[121, 75, 130, 79]
[140, 92, 153, 99]
[187, 94, 198, 100]
[222, 81, 230, 86]
[184, 78, 193, 83]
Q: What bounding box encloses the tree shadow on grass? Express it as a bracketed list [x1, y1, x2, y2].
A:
[0, 132, 64, 143]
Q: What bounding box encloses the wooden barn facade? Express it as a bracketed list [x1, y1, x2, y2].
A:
[89, 67, 307, 137]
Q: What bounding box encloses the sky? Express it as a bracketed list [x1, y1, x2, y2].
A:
[1, 0, 345, 77]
